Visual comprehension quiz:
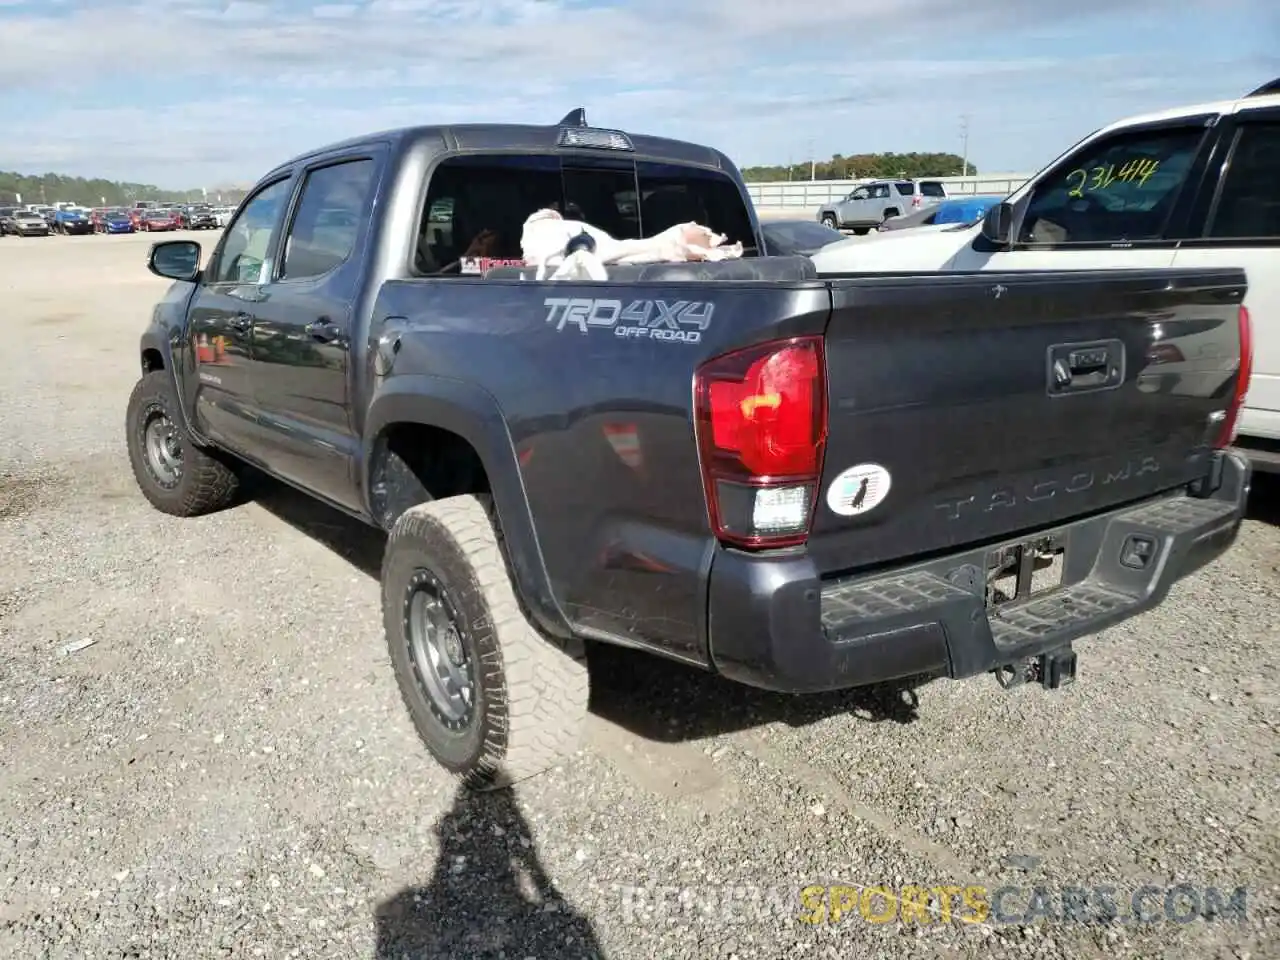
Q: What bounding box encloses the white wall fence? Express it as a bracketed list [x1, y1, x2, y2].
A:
[746, 173, 1032, 209]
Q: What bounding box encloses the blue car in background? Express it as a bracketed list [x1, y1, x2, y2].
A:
[54, 208, 95, 235]
[878, 194, 1004, 232]
[103, 211, 135, 234]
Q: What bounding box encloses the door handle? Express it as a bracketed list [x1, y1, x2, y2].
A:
[228, 312, 252, 332]
[305, 317, 341, 343]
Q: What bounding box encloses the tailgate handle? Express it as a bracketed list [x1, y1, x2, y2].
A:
[1069, 348, 1108, 373]
[1048, 340, 1124, 395]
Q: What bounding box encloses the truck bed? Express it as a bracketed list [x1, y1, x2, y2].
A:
[372, 260, 1246, 663]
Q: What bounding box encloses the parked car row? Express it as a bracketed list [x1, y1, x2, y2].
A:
[0, 202, 229, 237]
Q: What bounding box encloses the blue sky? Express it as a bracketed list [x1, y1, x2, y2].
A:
[0, 0, 1274, 188]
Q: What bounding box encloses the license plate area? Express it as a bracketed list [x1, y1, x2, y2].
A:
[986, 534, 1066, 608]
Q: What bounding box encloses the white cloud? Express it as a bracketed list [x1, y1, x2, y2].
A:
[0, 0, 1274, 185]
[311, 3, 358, 17]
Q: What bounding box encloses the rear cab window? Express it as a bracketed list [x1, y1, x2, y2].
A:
[413, 154, 756, 276]
[1017, 123, 1208, 244]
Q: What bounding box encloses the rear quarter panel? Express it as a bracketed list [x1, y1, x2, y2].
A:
[368, 275, 829, 663]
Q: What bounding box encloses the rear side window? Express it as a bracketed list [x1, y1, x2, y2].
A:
[1018, 125, 1206, 244]
[414, 154, 756, 275]
[920, 181, 946, 197]
[280, 158, 376, 281]
[634, 161, 754, 247]
[1206, 121, 1280, 239]
[894, 182, 914, 196]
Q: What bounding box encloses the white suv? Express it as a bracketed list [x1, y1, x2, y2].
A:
[811, 80, 1280, 471]
[816, 179, 948, 234]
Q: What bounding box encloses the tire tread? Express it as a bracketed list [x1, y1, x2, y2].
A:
[126, 370, 240, 517]
[383, 495, 588, 790]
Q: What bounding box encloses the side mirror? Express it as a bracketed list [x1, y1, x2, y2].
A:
[148, 240, 201, 281]
[981, 201, 1014, 247]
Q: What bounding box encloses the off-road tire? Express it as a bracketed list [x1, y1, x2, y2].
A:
[382, 494, 589, 791]
[125, 370, 241, 516]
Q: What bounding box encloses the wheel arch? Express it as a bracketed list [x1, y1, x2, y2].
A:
[363, 376, 573, 641]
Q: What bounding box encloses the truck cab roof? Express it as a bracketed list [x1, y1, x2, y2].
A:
[261, 116, 738, 184]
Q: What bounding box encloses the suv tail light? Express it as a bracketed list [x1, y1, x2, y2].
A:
[693, 336, 828, 548]
[911, 195, 923, 208]
[1215, 304, 1252, 448]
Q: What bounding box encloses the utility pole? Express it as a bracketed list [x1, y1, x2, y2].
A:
[959, 115, 970, 176]
[807, 138, 816, 181]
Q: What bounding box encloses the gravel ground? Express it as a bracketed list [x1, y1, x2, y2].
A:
[1, 232, 1277, 960]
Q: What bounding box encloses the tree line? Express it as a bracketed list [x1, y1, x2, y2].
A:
[740, 152, 974, 182]
[0, 170, 239, 207]
[0, 151, 976, 206]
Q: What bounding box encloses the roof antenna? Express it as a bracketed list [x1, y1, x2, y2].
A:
[558, 108, 587, 127]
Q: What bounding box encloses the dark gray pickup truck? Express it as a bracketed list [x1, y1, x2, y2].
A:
[125, 110, 1254, 789]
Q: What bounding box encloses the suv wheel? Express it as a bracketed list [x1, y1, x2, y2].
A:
[125, 370, 242, 516]
[382, 495, 590, 790]
[821, 213, 838, 230]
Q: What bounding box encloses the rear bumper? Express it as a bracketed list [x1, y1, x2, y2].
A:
[706, 451, 1251, 693]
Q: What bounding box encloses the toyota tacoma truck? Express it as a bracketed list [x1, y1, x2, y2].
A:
[124, 110, 1254, 790]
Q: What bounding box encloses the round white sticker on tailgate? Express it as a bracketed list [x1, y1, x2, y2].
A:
[826, 463, 892, 517]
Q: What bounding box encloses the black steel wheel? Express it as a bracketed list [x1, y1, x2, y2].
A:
[382, 495, 589, 790]
[125, 370, 241, 516]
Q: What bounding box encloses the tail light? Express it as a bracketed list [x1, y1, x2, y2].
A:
[1215, 304, 1252, 448]
[911, 195, 923, 208]
[693, 336, 828, 548]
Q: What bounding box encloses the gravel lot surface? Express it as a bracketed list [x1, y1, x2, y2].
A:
[1, 232, 1277, 960]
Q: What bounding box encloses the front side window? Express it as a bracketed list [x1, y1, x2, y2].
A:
[1018, 125, 1206, 244]
[1206, 121, 1280, 239]
[413, 154, 756, 275]
[280, 158, 376, 280]
[210, 177, 293, 284]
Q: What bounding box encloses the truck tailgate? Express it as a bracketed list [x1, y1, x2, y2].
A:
[809, 268, 1246, 575]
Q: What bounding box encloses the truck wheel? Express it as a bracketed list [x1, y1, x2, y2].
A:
[382, 495, 589, 790]
[125, 370, 241, 516]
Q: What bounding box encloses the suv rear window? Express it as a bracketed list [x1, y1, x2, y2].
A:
[414, 154, 756, 275]
[920, 182, 946, 197]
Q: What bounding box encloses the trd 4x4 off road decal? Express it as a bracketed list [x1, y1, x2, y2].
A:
[542, 298, 714, 344]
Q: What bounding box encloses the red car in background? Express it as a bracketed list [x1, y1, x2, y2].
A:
[140, 208, 180, 232]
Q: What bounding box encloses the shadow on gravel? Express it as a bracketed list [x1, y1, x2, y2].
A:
[374, 784, 606, 959]
[586, 643, 930, 742]
[248, 474, 931, 742]
[247, 473, 385, 576]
